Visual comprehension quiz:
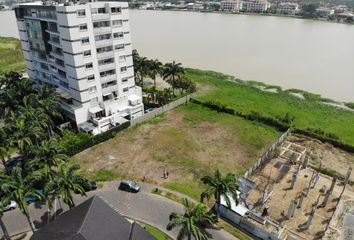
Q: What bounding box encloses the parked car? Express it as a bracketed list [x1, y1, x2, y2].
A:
[5, 155, 25, 173]
[4, 201, 17, 211]
[119, 180, 141, 193]
[26, 189, 44, 203]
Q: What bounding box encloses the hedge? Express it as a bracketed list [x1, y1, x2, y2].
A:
[64, 121, 131, 156]
[190, 98, 354, 153]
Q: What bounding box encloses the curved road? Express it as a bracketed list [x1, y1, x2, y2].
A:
[1, 181, 236, 240]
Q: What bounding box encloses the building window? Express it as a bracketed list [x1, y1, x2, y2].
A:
[83, 50, 91, 57]
[98, 58, 114, 66]
[112, 20, 122, 27]
[115, 44, 124, 51]
[123, 87, 129, 92]
[96, 46, 113, 54]
[87, 74, 95, 82]
[111, 7, 121, 14]
[94, 34, 111, 41]
[81, 37, 90, 44]
[79, 24, 88, 31]
[85, 62, 93, 69]
[113, 32, 124, 39]
[122, 77, 128, 83]
[120, 66, 127, 73]
[100, 69, 115, 77]
[93, 21, 110, 28]
[77, 10, 86, 17]
[119, 56, 126, 62]
[88, 86, 97, 93]
[98, 8, 106, 14]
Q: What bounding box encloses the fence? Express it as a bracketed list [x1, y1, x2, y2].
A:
[243, 128, 291, 179]
[130, 94, 192, 127]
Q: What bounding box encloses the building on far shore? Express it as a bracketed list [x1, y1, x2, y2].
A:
[276, 2, 299, 15]
[242, 0, 270, 13]
[316, 7, 335, 18]
[15, 0, 144, 135]
[220, 0, 243, 12]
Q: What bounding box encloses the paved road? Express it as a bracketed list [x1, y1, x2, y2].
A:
[1, 181, 236, 240]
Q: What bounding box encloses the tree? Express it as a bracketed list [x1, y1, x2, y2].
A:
[0, 166, 43, 232]
[0, 188, 11, 240]
[0, 128, 9, 171]
[47, 163, 86, 209]
[301, 4, 318, 18]
[200, 169, 239, 221]
[148, 59, 163, 89]
[167, 198, 215, 240]
[163, 61, 185, 95]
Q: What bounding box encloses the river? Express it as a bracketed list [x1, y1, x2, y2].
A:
[1, 9, 354, 102]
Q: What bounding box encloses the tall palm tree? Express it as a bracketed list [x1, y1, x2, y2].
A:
[0, 186, 11, 240]
[163, 61, 185, 96]
[200, 169, 239, 221]
[148, 59, 163, 89]
[167, 198, 214, 240]
[0, 166, 43, 233]
[47, 164, 86, 209]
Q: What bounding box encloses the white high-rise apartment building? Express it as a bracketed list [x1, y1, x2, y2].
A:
[220, 0, 243, 12]
[15, 1, 144, 135]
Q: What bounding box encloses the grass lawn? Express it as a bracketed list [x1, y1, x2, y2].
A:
[0, 37, 26, 73]
[138, 222, 172, 240]
[186, 68, 354, 146]
[73, 103, 281, 198]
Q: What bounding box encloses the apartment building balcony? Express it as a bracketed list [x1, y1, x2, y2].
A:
[93, 27, 111, 35]
[49, 51, 64, 60]
[98, 62, 116, 72]
[100, 74, 117, 83]
[102, 85, 118, 95]
[92, 13, 110, 21]
[95, 39, 113, 47]
[48, 40, 62, 48]
[96, 51, 114, 60]
[45, 29, 60, 36]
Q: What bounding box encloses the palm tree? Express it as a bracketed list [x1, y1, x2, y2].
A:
[0, 185, 11, 240]
[47, 163, 87, 209]
[0, 166, 43, 232]
[163, 61, 185, 96]
[148, 59, 163, 89]
[167, 198, 215, 240]
[200, 169, 239, 221]
[0, 128, 9, 171]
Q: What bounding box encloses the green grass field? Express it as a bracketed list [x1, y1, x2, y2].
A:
[0, 37, 26, 73]
[186, 68, 354, 146]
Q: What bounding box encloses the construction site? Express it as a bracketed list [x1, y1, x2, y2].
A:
[220, 132, 354, 240]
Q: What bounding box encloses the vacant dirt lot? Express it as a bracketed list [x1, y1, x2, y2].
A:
[287, 134, 354, 181]
[72, 104, 281, 195]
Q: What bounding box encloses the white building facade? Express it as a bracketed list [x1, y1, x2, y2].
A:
[276, 2, 299, 15]
[15, 1, 144, 135]
[220, 0, 243, 12]
[242, 0, 270, 12]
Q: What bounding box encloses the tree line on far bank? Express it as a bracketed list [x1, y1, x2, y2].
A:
[133, 50, 196, 107]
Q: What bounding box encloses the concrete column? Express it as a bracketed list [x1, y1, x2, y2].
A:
[344, 167, 352, 185]
[302, 154, 309, 169]
[329, 177, 337, 194]
[290, 172, 297, 189]
[304, 205, 316, 230]
[297, 191, 306, 209]
[320, 190, 331, 208]
[306, 171, 315, 196]
[287, 200, 297, 219]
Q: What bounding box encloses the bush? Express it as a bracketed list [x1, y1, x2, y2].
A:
[60, 122, 131, 156]
[345, 102, 354, 110]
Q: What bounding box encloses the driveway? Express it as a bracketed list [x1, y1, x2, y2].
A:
[1, 181, 236, 240]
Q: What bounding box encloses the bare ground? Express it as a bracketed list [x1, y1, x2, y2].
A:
[72, 108, 278, 190]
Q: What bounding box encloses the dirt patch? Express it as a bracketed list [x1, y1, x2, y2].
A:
[288, 134, 354, 181]
[73, 107, 277, 189]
